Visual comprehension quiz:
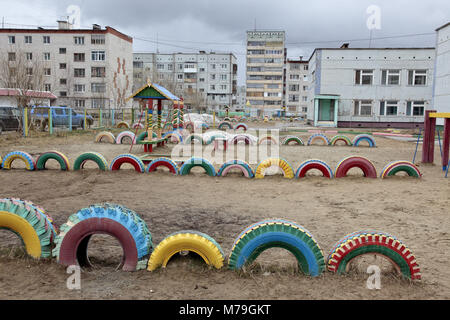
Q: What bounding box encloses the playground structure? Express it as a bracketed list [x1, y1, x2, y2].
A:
[0, 198, 421, 280]
[422, 110, 450, 171]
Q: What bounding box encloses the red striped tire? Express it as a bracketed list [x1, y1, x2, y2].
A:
[57, 218, 138, 271]
[109, 154, 145, 173]
[335, 156, 377, 178]
[295, 160, 333, 178]
[146, 158, 178, 175]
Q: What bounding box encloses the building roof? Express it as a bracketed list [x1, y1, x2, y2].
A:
[127, 81, 180, 102]
[307, 47, 435, 61]
[0, 88, 57, 100]
[436, 22, 450, 31]
[0, 26, 132, 43]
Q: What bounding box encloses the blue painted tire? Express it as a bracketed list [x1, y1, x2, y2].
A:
[217, 160, 254, 178]
[352, 134, 376, 147]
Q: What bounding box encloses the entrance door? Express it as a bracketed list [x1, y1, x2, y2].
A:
[318, 99, 334, 121]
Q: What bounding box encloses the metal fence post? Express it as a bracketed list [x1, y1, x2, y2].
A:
[99, 108, 103, 127]
[69, 107, 72, 132]
[111, 108, 115, 127]
[84, 109, 87, 130]
[23, 107, 28, 137]
[48, 108, 53, 135]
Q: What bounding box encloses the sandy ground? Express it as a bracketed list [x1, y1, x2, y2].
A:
[0, 125, 449, 300]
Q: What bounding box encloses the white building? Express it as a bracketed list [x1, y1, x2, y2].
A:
[234, 85, 247, 112]
[0, 21, 133, 109]
[307, 46, 435, 128]
[133, 51, 237, 112]
[433, 22, 450, 126]
[246, 31, 286, 116]
[285, 58, 309, 116]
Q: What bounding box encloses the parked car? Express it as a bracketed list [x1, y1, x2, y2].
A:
[0, 106, 21, 134]
[30, 106, 94, 131]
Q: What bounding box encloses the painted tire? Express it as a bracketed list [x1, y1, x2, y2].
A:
[230, 134, 251, 145]
[53, 203, 152, 271]
[307, 134, 330, 146]
[184, 122, 195, 132]
[295, 159, 333, 178]
[146, 158, 178, 175]
[258, 136, 278, 145]
[148, 230, 224, 271]
[327, 231, 421, 280]
[136, 131, 158, 143]
[116, 121, 130, 129]
[218, 121, 233, 130]
[0, 198, 56, 258]
[352, 134, 376, 147]
[73, 152, 109, 171]
[254, 158, 294, 179]
[110, 154, 145, 173]
[228, 219, 325, 277]
[115, 131, 136, 145]
[36, 151, 71, 171]
[381, 161, 421, 178]
[330, 135, 352, 146]
[217, 160, 254, 178]
[163, 123, 173, 131]
[335, 156, 377, 178]
[132, 123, 144, 129]
[234, 123, 248, 131]
[0, 155, 2, 169]
[184, 134, 204, 145]
[204, 133, 227, 145]
[1, 151, 35, 170]
[163, 131, 183, 144]
[179, 158, 216, 177]
[282, 136, 304, 146]
[95, 131, 116, 144]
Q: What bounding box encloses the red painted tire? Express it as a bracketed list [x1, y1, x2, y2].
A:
[109, 154, 145, 173]
[335, 156, 377, 178]
[295, 160, 333, 178]
[146, 158, 178, 175]
[57, 218, 139, 271]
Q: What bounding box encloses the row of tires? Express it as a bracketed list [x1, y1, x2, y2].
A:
[0, 151, 422, 179]
[281, 133, 376, 147]
[0, 198, 421, 280]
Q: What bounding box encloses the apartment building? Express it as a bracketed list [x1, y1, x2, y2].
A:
[234, 85, 247, 112]
[285, 58, 309, 116]
[246, 31, 286, 116]
[307, 47, 435, 128]
[433, 22, 450, 126]
[0, 21, 133, 109]
[133, 51, 237, 111]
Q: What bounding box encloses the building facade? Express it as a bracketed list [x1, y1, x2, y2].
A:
[285, 58, 309, 116]
[307, 47, 435, 128]
[246, 30, 286, 116]
[0, 21, 133, 110]
[433, 22, 450, 126]
[133, 52, 237, 112]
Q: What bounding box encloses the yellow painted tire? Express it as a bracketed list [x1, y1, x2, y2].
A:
[254, 158, 294, 179]
[148, 231, 224, 271]
[0, 211, 42, 258]
[94, 131, 116, 144]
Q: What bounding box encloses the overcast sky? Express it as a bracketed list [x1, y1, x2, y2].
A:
[0, 0, 448, 85]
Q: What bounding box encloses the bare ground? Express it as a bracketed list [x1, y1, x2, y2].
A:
[0, 127, 449, 300]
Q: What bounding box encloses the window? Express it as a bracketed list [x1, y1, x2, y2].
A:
[24, 36, 32, 44]
[355, 69, 374, 85]
[92, 98, 106, 108]
[408, 70, 427, 86]
[26, 52, 33, 61]
[303, 85, 308, 91]
[379, 101, 398, 116]
[74, 36, 85, 45]
[407, 101, 425, 116]
[220, 85, 227, 90]
[289, 84, 299, 91]
[8, 52, 16, 62]
[220, 74, 227, 80]
[74, 53, 85, 62]
[44, 84, 51, 91]
[91, 50, 105, 61]
[290, 74, 300, 80]
[221, 64, 227, 69]
[91, 34, 105, 45]
[43, 36, 50, 44]
[59, 91, 67, 97]
[43, 52, 51, 61]
[211, 64, 216, 69]
[304, 65, 309, 71]
[267, 84, 280, 89]
[247, 83, 264, 88]
[302, 107, 308, 113]
[210, 85, 216, 90]
[26, 68, 33, 76]
[60, 63, 67, 69]
[157, 63, 164, 70]
[199, 67, 205, 72]
[74, 84, 85, 92]
[167, 64, 173, 71]
[44, 68, 51, 76]
[8, 36, 15, 44]
[302, 96, 308, 102]
[354, 100, 372, 116]
[60, 79, 67, 85]
[177, 74, 183, 80]
[59, 48, 66, 54]
[75, 100, 85, 108]
[303, 75, 308, 81]
[211, 74, 216, 80]
[288, 94, 299, 102]
[91, 67, 106, 77]
[178, 63, 183, 70]
[133, 61, 143, 68]
[74, 68, 85, 77]
[199, 78, 205, 82]
[381, 69, 400, 85]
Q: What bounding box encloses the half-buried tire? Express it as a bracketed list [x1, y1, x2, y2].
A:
[53, 203, 153, 271]
[73, 152, 108, 171]
[36, 151, 71, 171]
[228, 219, 325, 276]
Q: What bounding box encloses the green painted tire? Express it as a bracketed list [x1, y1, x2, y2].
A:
[136, 131, 158, 144]
[73, 152, 108, 171]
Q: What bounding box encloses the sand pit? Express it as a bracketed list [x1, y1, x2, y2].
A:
[0, 127, 449, 300]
